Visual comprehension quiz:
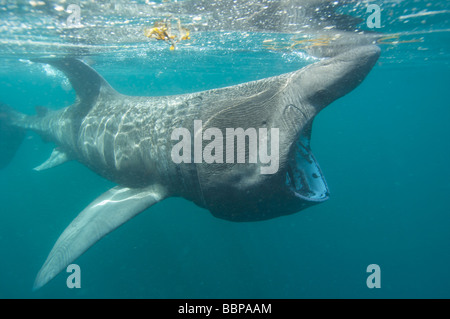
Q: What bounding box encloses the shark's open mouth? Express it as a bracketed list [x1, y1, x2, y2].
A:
[285, 136, 329, 202]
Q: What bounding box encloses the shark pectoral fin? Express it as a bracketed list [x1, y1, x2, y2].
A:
[33, 184, 167, 290]
[33, 148, 70, 171]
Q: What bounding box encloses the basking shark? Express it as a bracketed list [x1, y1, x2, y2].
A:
[0, 45, 380, 289]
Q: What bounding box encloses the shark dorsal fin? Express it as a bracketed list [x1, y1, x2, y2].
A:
[35, 106, 50, 117]
[31, 58, 119, 115]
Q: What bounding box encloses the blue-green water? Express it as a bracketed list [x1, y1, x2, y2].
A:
[1, 0, 450, 298]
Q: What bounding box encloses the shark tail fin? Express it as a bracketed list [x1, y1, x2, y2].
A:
[0, 103, 26, 169]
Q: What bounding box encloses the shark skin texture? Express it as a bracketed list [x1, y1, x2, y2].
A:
[0, 45, 380, 289]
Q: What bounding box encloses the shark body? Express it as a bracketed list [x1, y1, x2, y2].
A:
[0, 45, 380, 289]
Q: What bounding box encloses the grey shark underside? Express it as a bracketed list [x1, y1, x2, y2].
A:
[0, 44, 380, 290]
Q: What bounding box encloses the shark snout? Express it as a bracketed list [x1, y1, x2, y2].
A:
[338, 45, 381, 66]
[333, 45, 381, 86]
[283, 45, 380, 203]
[294, 45, 381, 113]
